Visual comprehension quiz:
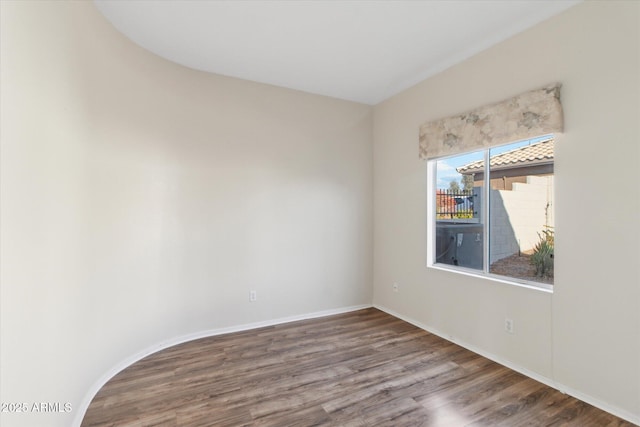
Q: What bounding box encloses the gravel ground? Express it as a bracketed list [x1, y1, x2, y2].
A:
[490, 253, 553, 285]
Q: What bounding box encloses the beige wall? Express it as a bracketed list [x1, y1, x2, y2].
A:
[373, 0, 639, 423]
[490, 175, 555, 263]
[0, 2, 372, 426]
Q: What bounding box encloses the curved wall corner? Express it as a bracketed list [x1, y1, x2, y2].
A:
[0, 2, 373, 427]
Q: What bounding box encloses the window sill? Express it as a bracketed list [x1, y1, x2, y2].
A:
[427, 263, 554, 293]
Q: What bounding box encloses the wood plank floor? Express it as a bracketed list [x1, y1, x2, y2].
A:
[82, 308, 636, 427]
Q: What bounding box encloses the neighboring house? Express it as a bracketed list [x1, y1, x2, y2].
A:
[454, 138, 555, 263]
[457, 138, 554, 190]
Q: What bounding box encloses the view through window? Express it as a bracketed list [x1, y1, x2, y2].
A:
[431, 136, 554, 288]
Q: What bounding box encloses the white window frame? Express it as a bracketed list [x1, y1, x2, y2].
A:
[426, 143, 554, 293]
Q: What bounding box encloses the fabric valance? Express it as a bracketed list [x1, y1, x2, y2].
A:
[419, 83, 563, 160]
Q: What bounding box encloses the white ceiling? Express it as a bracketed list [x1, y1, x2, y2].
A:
[94, 0, 580, 105]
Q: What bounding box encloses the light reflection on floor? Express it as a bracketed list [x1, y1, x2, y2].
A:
[423, 397, 472, 427]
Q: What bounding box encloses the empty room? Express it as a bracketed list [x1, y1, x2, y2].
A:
[0, 1, 638, 426]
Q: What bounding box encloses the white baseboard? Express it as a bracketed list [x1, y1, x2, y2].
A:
[72, 304, 372, 427]
[373, 303, 640, 426]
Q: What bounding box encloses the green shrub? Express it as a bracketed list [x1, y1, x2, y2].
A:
[531, 227, 554, 278]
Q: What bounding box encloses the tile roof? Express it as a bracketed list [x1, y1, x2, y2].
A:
[457, 138, 554, 174]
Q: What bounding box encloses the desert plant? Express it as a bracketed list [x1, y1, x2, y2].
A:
[540, 226, 554, 246]
[531, 227, 554, 278]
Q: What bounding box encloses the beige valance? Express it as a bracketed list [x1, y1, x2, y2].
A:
[419, 83, 563, 160]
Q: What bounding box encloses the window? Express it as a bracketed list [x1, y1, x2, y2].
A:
[427, 136, 554, 289]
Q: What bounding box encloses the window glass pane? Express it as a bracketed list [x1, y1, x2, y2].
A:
[435, 151, 484, 271]
[488, 138, 554, 285]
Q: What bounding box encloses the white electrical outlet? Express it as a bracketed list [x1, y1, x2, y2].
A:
[250, 290, 257, 302]
[392, 282, 399, 293]
[504, 318, 514, 334]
